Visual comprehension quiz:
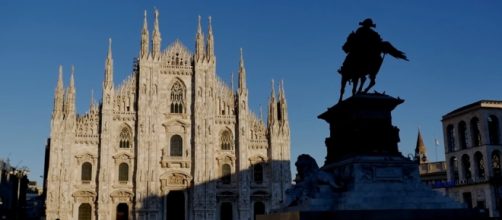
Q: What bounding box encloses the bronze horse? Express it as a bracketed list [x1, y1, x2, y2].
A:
[338, 31, 408, 102]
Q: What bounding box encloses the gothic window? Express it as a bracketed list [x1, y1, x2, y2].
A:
[81, 162, 92, 183]
[78, 203, 92, 220]
[493, 151, 501, 177]
[119, 127, 132, 149]
[253, 202, 266, 220]
[461, 154, 471, 179]
[450, 157, 459, 181]
[474, 152, 485, 178]
[221, 164, 231, 184]
[488, 115, 500, 145]
[170, 135, 183, 157]
[220, 202, 233, 220]
[447, 125, 455, 152]
[470, 117, 481, 147]
[253, 164, 264, 184]
[118, 163, 129, 182]
[458, 121, 467, 149]
[170, 81, 185, 114]
[221, 130, 233, 150]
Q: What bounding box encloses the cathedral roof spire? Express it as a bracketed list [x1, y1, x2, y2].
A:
[268, 79, 277, 127]
[206, 16, 215, 62]
[278, 80, 289, 124]
[152, 8, 162, 59]
[231, 71, 234, 91]
[52, 65, 64, 119]
[104, 38, 114, 90]
[238, 48, 247, 94]
[140, 10, 149, 59]
[64, 65, 76, 117]
[69, 65, 75, 95]
[195, 15, 205, 62]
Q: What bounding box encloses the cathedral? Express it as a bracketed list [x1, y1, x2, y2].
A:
[44, 10, 291, 220]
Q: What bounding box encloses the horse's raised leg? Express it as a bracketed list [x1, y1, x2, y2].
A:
[357, 76, 366, 93]
[351, 78, 358, 96]
[364, 76, 376, 93]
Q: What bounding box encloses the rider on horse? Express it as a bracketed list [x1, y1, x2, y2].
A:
[338, 18, 408, 102]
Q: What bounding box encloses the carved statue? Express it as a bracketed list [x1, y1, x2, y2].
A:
[285, 154, 340, 207]
[338, 18, 408, 102]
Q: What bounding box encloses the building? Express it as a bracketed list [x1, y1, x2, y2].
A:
[415, 131, 448, 194]
[44, 10, 291, 220]
[0, 159, 29, 219]
[442, 100, 502, 217]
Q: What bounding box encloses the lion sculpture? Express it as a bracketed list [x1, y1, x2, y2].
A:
[285, 154, 340, 207]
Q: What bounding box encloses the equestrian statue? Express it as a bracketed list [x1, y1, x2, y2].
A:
[338, 18, 408, 102]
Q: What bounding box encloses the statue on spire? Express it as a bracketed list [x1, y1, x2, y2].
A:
[338, 18, 408, 102]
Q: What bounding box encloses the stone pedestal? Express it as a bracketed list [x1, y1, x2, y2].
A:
[318, 93, 403, 164]
[261, 93, 488, 219]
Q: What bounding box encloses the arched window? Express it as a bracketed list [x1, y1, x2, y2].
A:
[458, 121, 467, 149]
[493, 151, 501, 177]
[461, 154, 471, 179]
[253, 164, 264, 184]
[78, 203, 92, 220]
[81, 162, 92, 183]
[119, 127, 132, 148]
[470, 117, 481, 147]
[170, 135, 183, 157]
[170, 81, 185, 114]
[474, 152, 485, 178]
[447, 125, 455, 152]
[220, 202, 233, 220]
[118, 163, 129, 182]
[221, 130, 233, 150]
[222, 164, 231, 184]
[254, 202, 266, 220]
[488, 115, 500, 145]
[450, 157, 459, 181]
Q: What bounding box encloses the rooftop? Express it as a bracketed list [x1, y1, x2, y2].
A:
[442, 100, 502, 120]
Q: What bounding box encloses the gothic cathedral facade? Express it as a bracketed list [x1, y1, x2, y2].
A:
[44, 10, 291, 220]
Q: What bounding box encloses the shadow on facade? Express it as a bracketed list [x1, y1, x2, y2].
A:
[102, 159, 290, 220]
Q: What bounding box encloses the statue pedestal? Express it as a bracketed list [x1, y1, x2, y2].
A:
[259, 93, 488, 220]
[318, 93, 403, 164]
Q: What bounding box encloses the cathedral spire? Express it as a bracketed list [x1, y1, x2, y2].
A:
[140, 10, 149, 59]
[278, 80, 289, 124]
[231, 71, 234, 91]
[206, 16, 215, 62]
[64, 66, 76, 117]
[90, 89, 96, 109]
[52, 65, 64, 119]
[104, 38, 114, 90]
[268, 80, 277, 128]
[195, 15, 205, 62]
[415, 129, 428, 163]
[238, 48, 247, 94]
[152, 8, 162, 59]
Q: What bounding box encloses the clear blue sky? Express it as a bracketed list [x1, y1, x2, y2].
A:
[1, 1, 501, 184]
